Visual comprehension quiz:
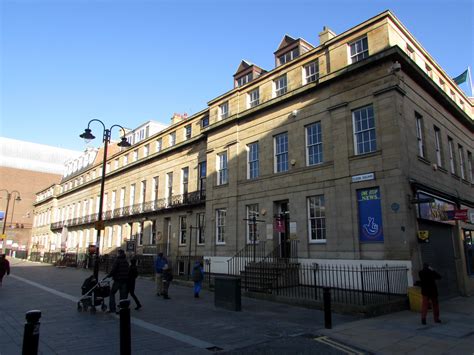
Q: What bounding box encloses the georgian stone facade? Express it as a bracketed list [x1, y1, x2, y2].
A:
[32, 10, 473, 296]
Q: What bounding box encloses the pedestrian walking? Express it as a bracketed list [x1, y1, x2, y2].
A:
[192, 260, 204, 298]
[106, 249, 129, 313]
[419, 262, 442, 325]
[128, 257, 142, 310]
[162, 264, 173, 299]
[155, 252, 168, 296]
[0, 254, 11, 287]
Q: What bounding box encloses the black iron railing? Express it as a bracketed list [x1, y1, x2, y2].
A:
[50, 191, 204, 230]
[262, 239, 299, 264]
[246, 263, 409, 306]
[227, 241, 267, 276]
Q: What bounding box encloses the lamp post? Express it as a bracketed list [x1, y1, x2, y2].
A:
[1, 189, 22, 254]
[80, 119, 130, 281]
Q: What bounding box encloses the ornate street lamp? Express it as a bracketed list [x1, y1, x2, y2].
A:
[80, 119, 130, 281]
[0, 189, 22, 254]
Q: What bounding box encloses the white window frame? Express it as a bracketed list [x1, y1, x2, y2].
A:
[107, 227, 113, 248]
[248, 88, 260, 108]
[307, 195, 326, 243]
[216, 209, 226, 245]
[156, 138, 162, 152]
[152, 176, 159, 206]
[349, 36, 368, 63]
[274, 74, 287, 97]
[434, 126, 443, 167]
[201, 116, 209, 128]
[217, 152, 228, 185]
[237, 73, 252, 87]
[116, 225, 122, 247]
[219, 102, 229, 120]
[303, 60, 319, 84]
[467, 151, 473, 183]
[415, 113, 425, 158]
[196, 212, 205, 245]
[247, 142, 259, 179]
[274, 133, 289, 173]
[184, 124, 192, 140]
[278, 48, 299, 66]
[123, 154, 128, 166]
[140, 180, 146, 206]
[169, 132, 176, 147]
[352, 105, 376, 155]
[119, 188, 125, 210]
[130, 184, 136, 206]
[458, 145, 465, 180]
[137, 222, 143, 246]
[448, 137, 456, 174]
[306, 122, 323, 166]
[133, 149, 138, 162]
[179, 216, 187, 245]
[181, 167, 189, 195]
[166, 172, 173, 204]
[144, 144, 149, 157]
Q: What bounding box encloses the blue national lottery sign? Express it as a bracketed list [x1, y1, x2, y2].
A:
[357, 187, 384, 243]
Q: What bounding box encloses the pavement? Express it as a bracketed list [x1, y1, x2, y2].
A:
[0, 257, 473, 354]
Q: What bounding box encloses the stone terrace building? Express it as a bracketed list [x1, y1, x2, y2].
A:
[32, 11, 474, 296]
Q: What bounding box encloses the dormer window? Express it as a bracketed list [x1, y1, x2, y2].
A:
[278, 48, 299, 66]
[236, 73, 253, 87]
[233, 60, 266, 89]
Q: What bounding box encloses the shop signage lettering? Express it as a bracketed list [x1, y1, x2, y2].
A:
[352, 173, 375, 183]
[357, 187, 384, 243]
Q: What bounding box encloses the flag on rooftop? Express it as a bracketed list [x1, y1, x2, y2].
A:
[453, 69, 468, 85]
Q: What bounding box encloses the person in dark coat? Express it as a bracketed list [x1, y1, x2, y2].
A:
[192, 261, 204, 298]
[419, 262, 442, 325]
[0, 254, 10, 287]
[162, 264, 173, 299]
[128, 257, 142, 310]
[106, 249, 129, 313]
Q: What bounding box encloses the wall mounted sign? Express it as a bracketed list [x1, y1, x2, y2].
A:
[352, 173, 375, 183]
[417, 192, 455, 223]
[417, 230, 430, 243]
[357, 187, 384, 243]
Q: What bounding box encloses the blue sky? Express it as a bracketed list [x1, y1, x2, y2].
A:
[1, 0, 472, 152]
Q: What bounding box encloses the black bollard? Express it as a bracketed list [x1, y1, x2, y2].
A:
[323, 287, 332, 329]
[119, 299, 131, 355]
[22, 310, 41, 355]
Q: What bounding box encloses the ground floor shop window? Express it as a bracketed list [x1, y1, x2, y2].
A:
[463, 230, 474, 276]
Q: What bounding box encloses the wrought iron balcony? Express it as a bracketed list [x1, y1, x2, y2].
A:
[50, 191, 205, 230]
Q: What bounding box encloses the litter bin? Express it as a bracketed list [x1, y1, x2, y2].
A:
[407, 286, 422, 312]
[214, 277, 241, 311]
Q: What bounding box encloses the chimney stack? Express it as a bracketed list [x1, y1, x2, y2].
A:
[319, 26, 336, 45]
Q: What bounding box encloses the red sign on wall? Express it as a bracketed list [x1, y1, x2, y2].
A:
[454, 209, 468, 221]
[274, 217, 285, 233]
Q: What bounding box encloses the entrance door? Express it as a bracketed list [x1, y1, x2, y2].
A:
[419, 221, 459, 299]
[275, 201, 290, 258]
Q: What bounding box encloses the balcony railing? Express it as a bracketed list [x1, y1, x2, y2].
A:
[50, 191, 205, 230]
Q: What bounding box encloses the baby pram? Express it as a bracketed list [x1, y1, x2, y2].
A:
[77, 275, 111, 313]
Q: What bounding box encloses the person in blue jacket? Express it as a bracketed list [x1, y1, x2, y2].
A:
[155, 252, 168, 296]
[192, 260, 204, 298]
